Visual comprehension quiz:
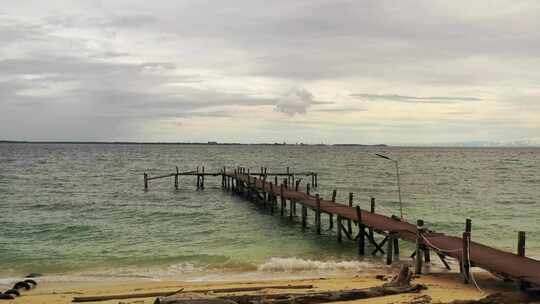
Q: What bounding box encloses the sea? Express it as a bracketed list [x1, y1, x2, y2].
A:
[1, 143, 539, 283]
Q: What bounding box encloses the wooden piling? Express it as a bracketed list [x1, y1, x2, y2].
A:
[518, 231, 526, 257]
[269, 182, 274, 214]
[315, 194, 321, 234]
[301, 205, 307, 228]
[386, 232, 397, 265]
[415, 219, 424, 274]
[307, 183, 311, 195]
[465, 218, 472, 233]
[518, 231, 528, 290]
[201, 166, 205, 189]
[280, 184, 285, 216]
[328, 190, 336, 229]
[424, 248, 431, 263]
[369, 197, 375, 240]
[356, 206, 365, 256]
[222, 166, 226, 188]
[337, 215, 343, 243]
[262, 175, 267, 203]
[143, 173, 148, 190]
[393, 237, 400, 255]
[347, 192, 353, 235]
[289, 199, 294, 219]
[462, 231, 471, 283]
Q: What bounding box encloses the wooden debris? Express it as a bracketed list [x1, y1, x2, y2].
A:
[72, 285, 313, 302]
[156, 266, 425, 304]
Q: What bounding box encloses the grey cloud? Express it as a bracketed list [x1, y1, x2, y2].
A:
[0, 17, 48, 44]
[2, 1, 540, 143]
[274, 88, 315, 116]
[350, 93, 482, 104]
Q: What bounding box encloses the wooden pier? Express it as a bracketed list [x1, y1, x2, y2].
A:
[143, 166, 540, 290]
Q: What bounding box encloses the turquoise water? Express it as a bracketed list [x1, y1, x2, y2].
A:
[1, 143, 539, 280]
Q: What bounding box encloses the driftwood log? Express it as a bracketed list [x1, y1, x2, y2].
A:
[72, 285, 313, 302]
[156, 266, 425, 304]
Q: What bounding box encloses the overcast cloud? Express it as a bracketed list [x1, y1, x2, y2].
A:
[1, 0, 539, 144]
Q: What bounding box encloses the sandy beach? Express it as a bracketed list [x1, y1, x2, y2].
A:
[0, 267, 518, 304]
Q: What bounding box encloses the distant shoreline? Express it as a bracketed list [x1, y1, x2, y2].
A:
[0, 140, 388, 147]
[2, 141, 540, 147]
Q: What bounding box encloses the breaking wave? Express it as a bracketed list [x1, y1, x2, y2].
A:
[257, 257, 372, 272]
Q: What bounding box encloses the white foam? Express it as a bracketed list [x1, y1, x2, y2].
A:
[257, 257, 372, 272]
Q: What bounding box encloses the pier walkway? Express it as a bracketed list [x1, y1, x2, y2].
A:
[224, 169, 540, 289]
[143, 166, 540, 290]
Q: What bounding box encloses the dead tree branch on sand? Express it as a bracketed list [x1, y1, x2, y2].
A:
[156, 265, 426, 304]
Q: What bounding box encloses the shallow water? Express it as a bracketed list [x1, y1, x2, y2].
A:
[0, 143, 539, 280]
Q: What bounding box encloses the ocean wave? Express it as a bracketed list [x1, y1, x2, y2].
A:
[257, 257, 371, 272]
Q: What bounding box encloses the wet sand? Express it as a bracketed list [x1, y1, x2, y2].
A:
[0, 268, 518, 304]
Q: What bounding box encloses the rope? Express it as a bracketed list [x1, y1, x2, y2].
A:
[466, 237, 485, 293]
[421, 235, 463, 253]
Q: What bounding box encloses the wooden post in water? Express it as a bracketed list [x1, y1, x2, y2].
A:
[174, 166, 179, 190]
[337, 215, 343, 243]
[462, 231, 471, 283]
[466, 218, 472, 233]
[196, 166, 200, 189]
[460, 218, 472, 283]
[387, 232, 397, 265]
[315, 174, 318, 187]
[293, 180, 300, 216]
[144, 173, 148, 190]
[347, 193, 353, 235]
[232, 169, 236, 192]
[302, 204, 307, 228]
[222, 166, 226, 188]
[329, 189, 336, 229]
[315, 194, 321, 234]
[307, 183, 311, 195]
[274, 175, 278, 187]
[369, 197, 375, 240]
[280, 184, 285, 216]
[518, 231, 526, 257]
[415, 219, 424, 274]
[289, 198, 294, 219]
[356, 206, 365, 256]
[247, 173, 252, 201]
[517, 231, 528, 290]
[269, 182, 274, 214]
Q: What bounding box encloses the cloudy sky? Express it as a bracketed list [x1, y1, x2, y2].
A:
[1, 1, 539, 144]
